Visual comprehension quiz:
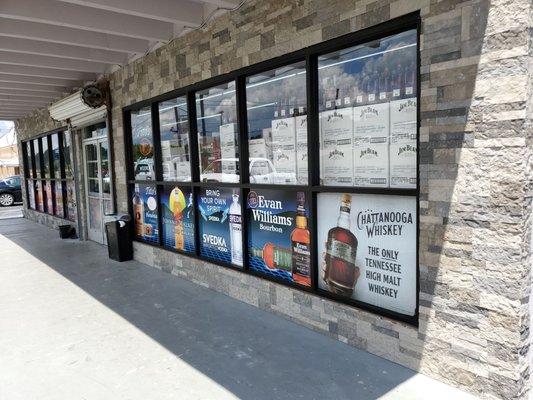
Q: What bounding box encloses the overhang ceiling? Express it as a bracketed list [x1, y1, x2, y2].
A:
[0, 0, 242, 121]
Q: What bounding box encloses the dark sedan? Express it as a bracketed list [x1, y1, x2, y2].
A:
[0, 176, 22, 206]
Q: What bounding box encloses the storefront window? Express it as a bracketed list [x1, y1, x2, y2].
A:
[317, 192, 417, 316]
[131, 107, 155, 181]
[247, 189, 310, 286]
[41, 137, 51, 179]
[27, 180, 35, 209]
[197, 187, 243, 267]
[45, 181, 54, 214]
[161, 185, 195, 253]
[33, 139, 41, 178]
[51, 133, 61, 179]
[159, 98, 191, 181]
[318, 29, 417, 188]
[63, 132, 73, 179]
[35, 181, 43, 212]
[25, 142, 33, 178]
[132, 183, 159, 244]
[55, 181, 64, 218]
[66, 181, 76, 222]
[246, 62, 307, 185]
[196, 82, 239, 183]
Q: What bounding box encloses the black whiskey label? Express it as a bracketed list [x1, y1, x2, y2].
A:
[327, 238, 356, 264]
[292, 241, 310, 277]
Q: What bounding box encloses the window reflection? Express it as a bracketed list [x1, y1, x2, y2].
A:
[246, 62, 307, 185]
[131, 107, 155, 180]
[318, 30, 417, 188]
[196, 82, 239, 183]
[159, 98, 191, 181]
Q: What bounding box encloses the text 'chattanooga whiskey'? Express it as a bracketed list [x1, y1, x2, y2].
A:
[324, 194, 359, 296]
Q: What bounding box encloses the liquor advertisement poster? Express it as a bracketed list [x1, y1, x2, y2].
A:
[132, 184, 159, 244]
[161, 186, 195, 254]
[197, 187, 243, 267]
[317, 193, 416, 316]
[247, 189, 310, 287]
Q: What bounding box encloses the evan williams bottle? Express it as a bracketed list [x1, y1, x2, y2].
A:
[324, 194, 358, 296]
[291, 192, 311, 286]
[251, 243, 292, 272]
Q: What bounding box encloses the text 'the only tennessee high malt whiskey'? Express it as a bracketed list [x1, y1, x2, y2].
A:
[324, 194, 359, 296]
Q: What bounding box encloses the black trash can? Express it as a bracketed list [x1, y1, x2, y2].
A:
[105, 215, 133, 262]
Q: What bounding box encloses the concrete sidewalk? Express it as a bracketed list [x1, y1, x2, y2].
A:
[0, 218, 478, 400]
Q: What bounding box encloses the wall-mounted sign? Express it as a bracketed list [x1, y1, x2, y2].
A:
[247, 189, 310, 287]
[197, 187, 243, 267]
[317, 193, 416, 316]
[132, 183, 159, 244]
[161, 185, 195, 254]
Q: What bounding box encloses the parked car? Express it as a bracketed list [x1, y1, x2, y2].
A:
[200, 158, 297, 184]
[0, 176, 22, 206]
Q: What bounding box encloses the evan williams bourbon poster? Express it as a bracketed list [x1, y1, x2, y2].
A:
[317, 193, 416, 316]
[247, 189, 311, 287]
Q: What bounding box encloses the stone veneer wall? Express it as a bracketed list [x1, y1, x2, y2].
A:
[13, 0, 533, 398]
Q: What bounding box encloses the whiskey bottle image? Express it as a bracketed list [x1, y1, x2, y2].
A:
[251, 243, 292, 272]
[132, 188, 144, 238]
[291, 192, 311, 286]
[324, 194, 359, 297]
[229, 189, 243, 267]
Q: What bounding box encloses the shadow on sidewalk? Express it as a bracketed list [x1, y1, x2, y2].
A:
[0, 218, 427, 400]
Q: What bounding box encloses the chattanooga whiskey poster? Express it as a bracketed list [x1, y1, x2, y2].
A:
[317, 193, 417, 316]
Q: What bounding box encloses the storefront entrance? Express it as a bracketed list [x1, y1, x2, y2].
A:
[83, 122, 112, 244]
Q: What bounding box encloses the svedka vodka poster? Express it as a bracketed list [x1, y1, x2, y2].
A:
[161, 186, 195, 254]
[317, 193, 416, 316]
[247, 189, 311, 287]
[197, 187, 243, 267]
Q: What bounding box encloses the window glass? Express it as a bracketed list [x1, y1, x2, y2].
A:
[318, 29, 417, 188]
[317, 192, 417, 316]
[35, 181, 43, 212]
[131, 183, 159, 244]
[131, 107, 154, 180]
[247, 189, 310, 286]
[196, 82, 239, 183]
[246, 62, 307, 185]
[197, 187, 243, 267]
[55, 181, 64, 218]
[159, 98, 191, 182]
[161, 185, 195, 253]
[100, 141, 111, 196]
[62, 132, 73, 179]
[84, 122, 107, 140]
[45, 181, 54, 214]
[41, 138, 50, 179]
[33, 139, 41, 178]
[66, 181, 76, 222]
[51, 133, 61, 179]
[25, 142, 33, 178]
[27, 180, 35, 209]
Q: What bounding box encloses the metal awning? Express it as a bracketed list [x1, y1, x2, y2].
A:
[0, 0, 243, 121]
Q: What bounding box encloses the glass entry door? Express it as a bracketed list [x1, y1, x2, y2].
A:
[84, 134, 112, 244]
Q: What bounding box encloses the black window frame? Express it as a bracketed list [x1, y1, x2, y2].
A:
[21, 127, 74, 221]
[123, 12, 421, 326]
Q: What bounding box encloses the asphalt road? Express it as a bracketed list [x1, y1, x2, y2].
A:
[0, 204, 22, 220]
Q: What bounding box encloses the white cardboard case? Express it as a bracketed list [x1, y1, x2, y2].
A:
[353, 142, 389, 187]
[320, 107, 353, 186]
[295, 115, 308, 184]
[271, 117, 297, 175]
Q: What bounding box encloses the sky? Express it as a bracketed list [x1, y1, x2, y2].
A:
[0, 121, 14, 139]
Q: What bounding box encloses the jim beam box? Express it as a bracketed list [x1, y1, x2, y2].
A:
[320, 108, 353, 186]
[295, 114, 308, 185]
[271, 116, 297, 176]
[249, 137, 268, 158]
[352, 102, 390, 187]
[220, 123, 237, 175]
[389, 139, 417, 188]
[353, 143, 389, 187]
[390, 98, 417, 143]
